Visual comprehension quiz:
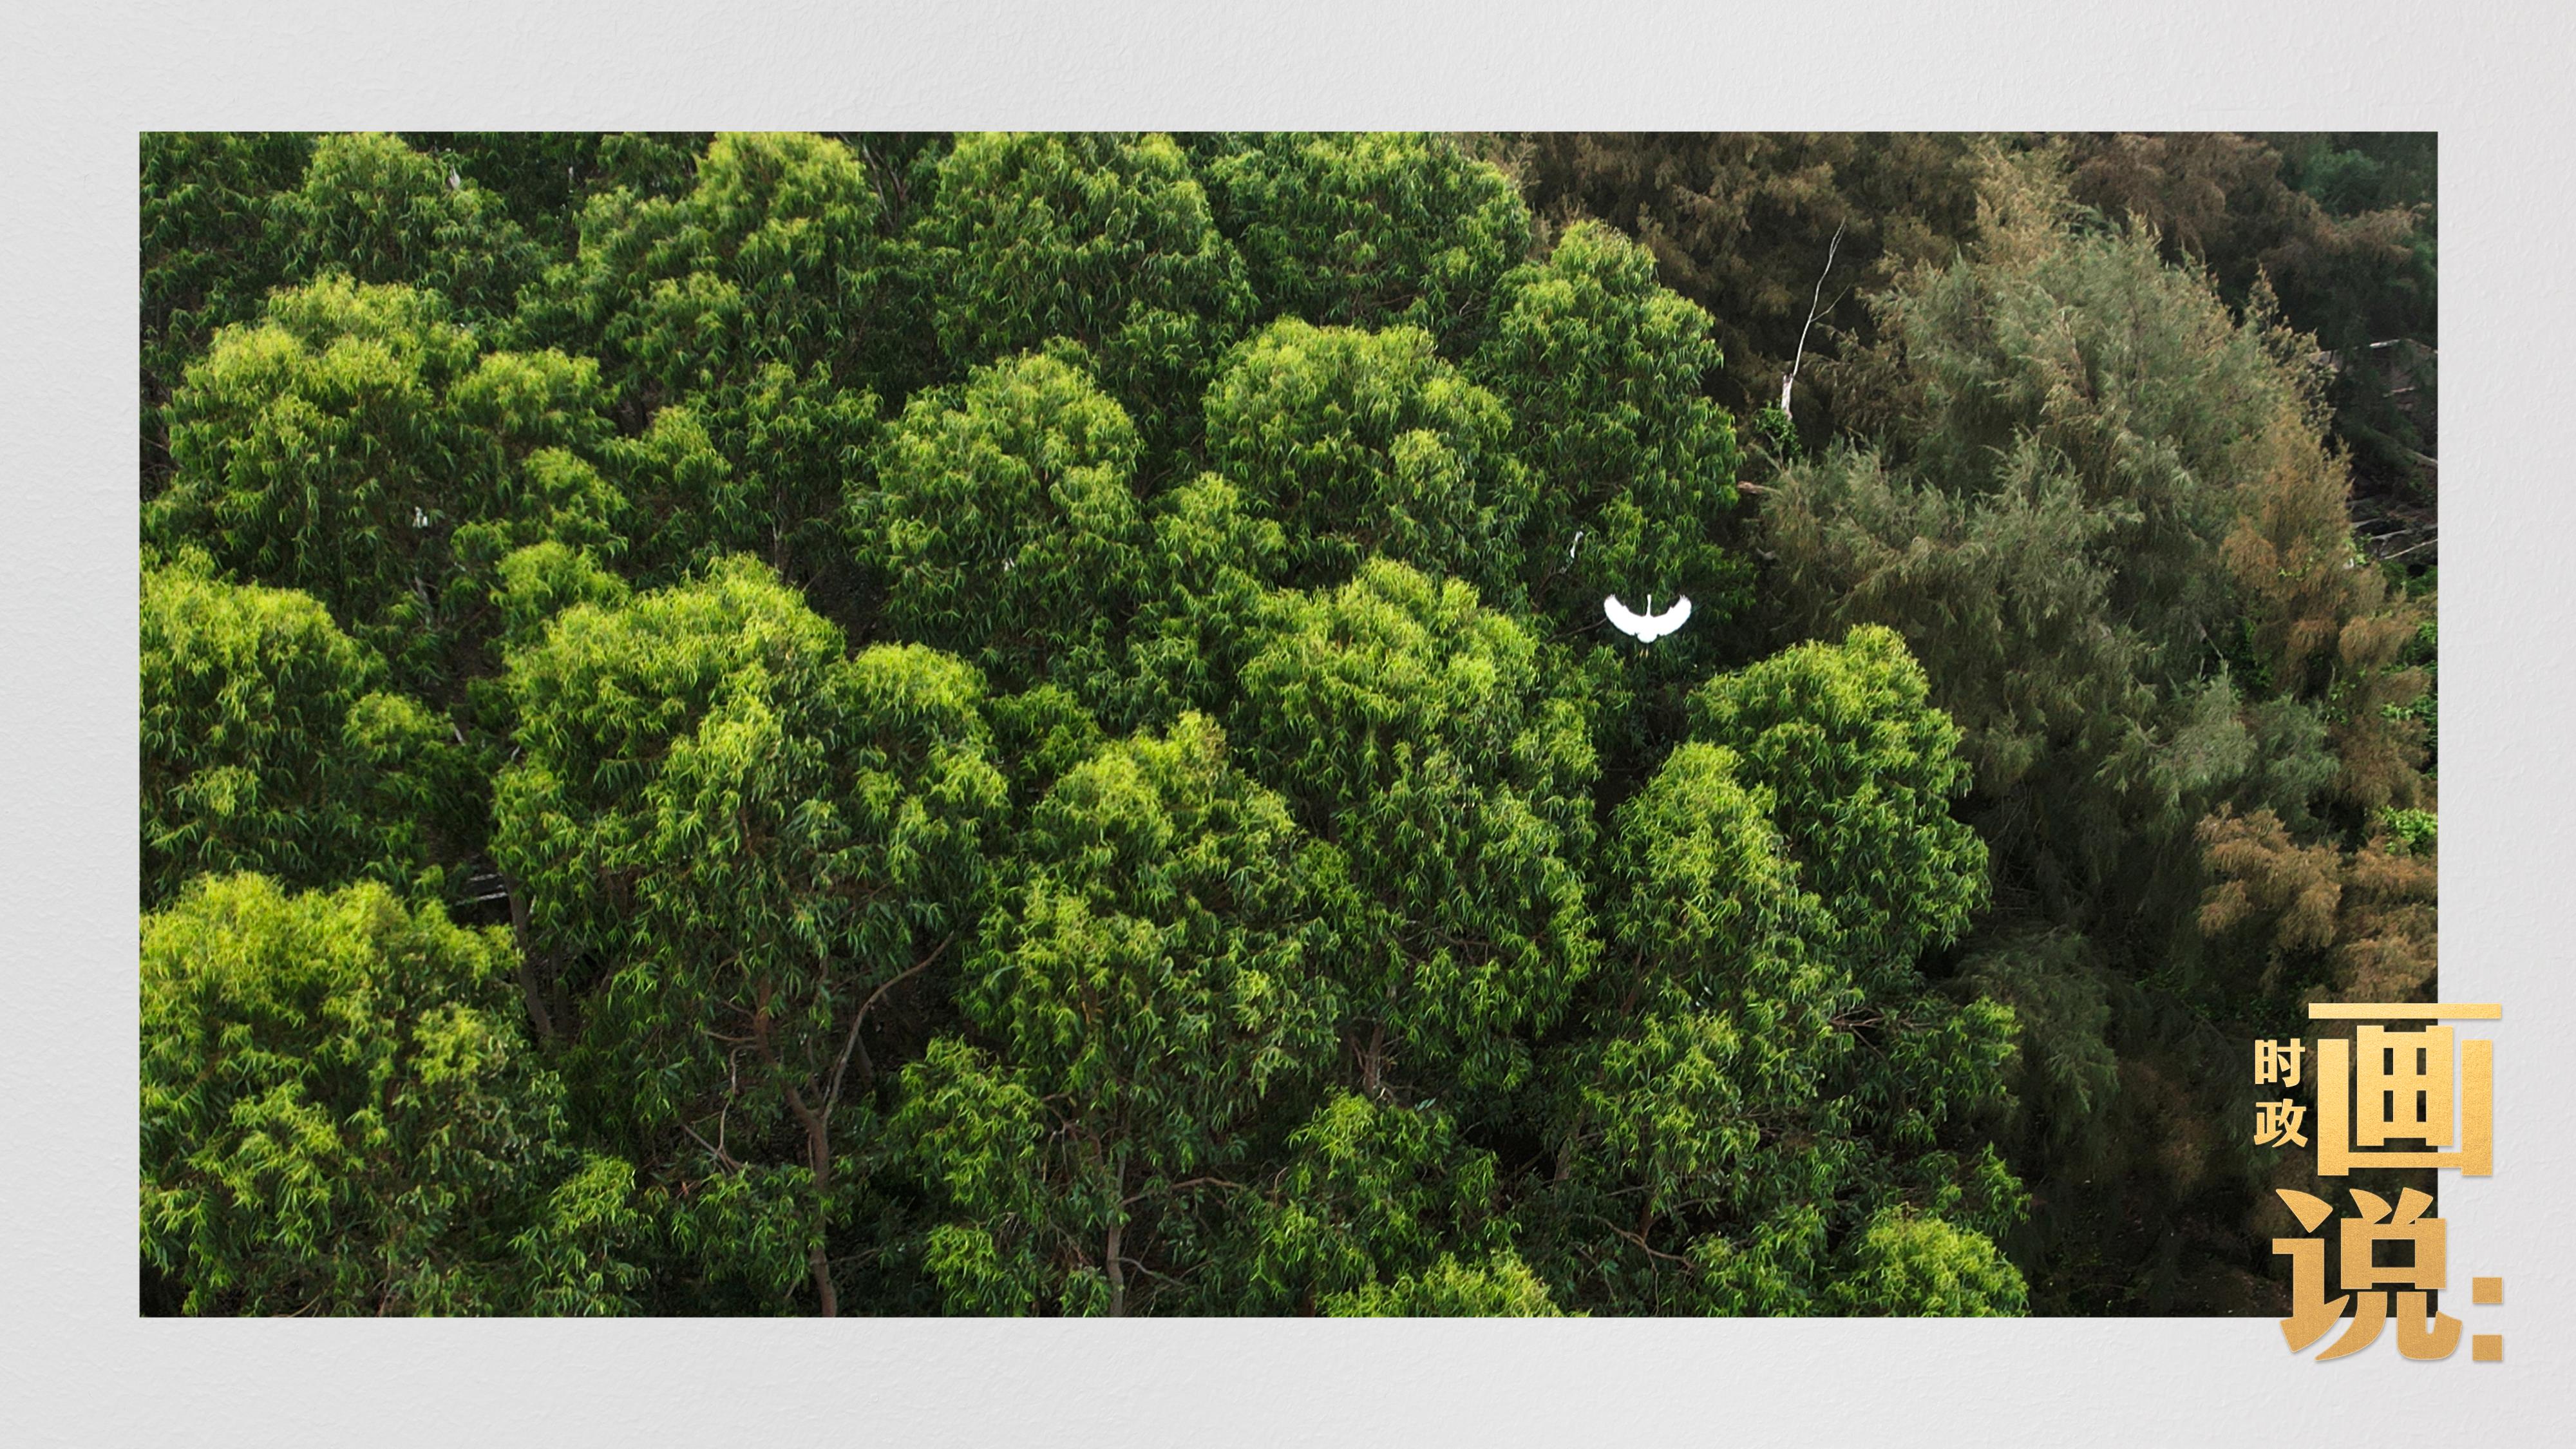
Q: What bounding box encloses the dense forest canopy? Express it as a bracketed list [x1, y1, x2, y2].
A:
[140, 130, 2434, 1316]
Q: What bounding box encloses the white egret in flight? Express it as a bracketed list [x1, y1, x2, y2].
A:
[1603, 592, 1692, 643]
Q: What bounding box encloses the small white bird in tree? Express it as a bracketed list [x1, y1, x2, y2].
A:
[1603, 592, 1692, 643]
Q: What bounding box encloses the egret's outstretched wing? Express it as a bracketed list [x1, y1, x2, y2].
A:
[1604, 593, 1694, 642]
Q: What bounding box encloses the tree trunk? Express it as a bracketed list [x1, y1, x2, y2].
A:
[786, 1084, 837, 1318]
[501, 876, 555, 1043]
[1104, 1217, 1126, 1318]
[1104, 1153, 1128, 1317]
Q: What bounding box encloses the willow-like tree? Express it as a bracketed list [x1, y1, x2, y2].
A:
[898, 714, 1342, 1314]
[1763, 146, 2426, 1312]
[1204, 320, 1530, 603]
[914, 131, 1253, 455]
[1501, 131, 1986, 437]
[142, 875, 647, 1314]
[141, 556, 462, 907]
[148, 277, 624, 696]
[1231, 559, 1597, 1099]
[494, 558, 1008, 1314]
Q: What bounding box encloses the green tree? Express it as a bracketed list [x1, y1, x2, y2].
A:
[148, 277, 623, 695]
[860, 348, 1150, 702]
[1204, 319, 1530, 601]
[1763, 146, 2426, 1313]
[914, 131, 1253, 455]
[2065, 131, 2437, 497]
[516, 133, 902, 602]
[142, 875, 646, 1314]
[1232, 560, 1597, 1097]
[611, 362, 882, 594]
[1111, 471, 1290, 730]
[1217, 1089, 1522, 1313]
[1469, 218, 1748, 636]
[898, 714, 1341, 1314]
[522, 131, 907, 412]
[1321, 1248, 1566, 1316]
[1690, 625, 1987, 974]
[142, 132, 314, 489]
[1823, 1209, 2027, 1315]
[141, 556, 461, 908]
[1497, 131, 1987, 437]
[494, 557, 1009, 1314]
[1200, 132, 1531, 351]
[398, 131, 709, 251]
[1529, 632, 2017, 1315]
[1772, 151, 2420, 934]
[269, 131, 548, 324]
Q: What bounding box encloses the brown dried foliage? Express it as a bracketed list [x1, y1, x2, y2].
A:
[2195, 806, 2436, 1002]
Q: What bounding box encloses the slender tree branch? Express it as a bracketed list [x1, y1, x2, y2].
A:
[823, 933, 954, 1124]
[1780, 218, 1847, 421]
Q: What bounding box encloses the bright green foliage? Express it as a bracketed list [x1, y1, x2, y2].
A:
[900, 715, 1341, 1314]
[141, 558, 460, 907]
[1822, 1209, 2027, 1315]
[1541, 740, 1849, 1311]
[1204, 320, 1530, 600]
[1219, 1090, 1516, 1313]
[148, 277, 623, 692]
[141, 876, 643, 1314]
[518, 133, 898, 599]
[494, 557, 1008, 1312]
[915, 132, 1253, 450]
[1202, 132, 1531, 349]
[1690, 625, 1987, 975]
[140, 131, 2442, 1320]
[488, 540, 633, 658]
[863, 350, 1150, 699]
[1471, 219, 1747, 632]
[1322, 1248, 1566, 1316]
[1533, 712, 2016, 1315]
[502, 1152, 657, 1314]
[1112, 471, 1289, 729]
[2382, 805, 2437, 856]
[613, 363, 881, 591]
[142, 132, 316, 486]
[1233, 560, 1596, 1094]
[524, 131, 903, 408]
[269, 132, 548, 324]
